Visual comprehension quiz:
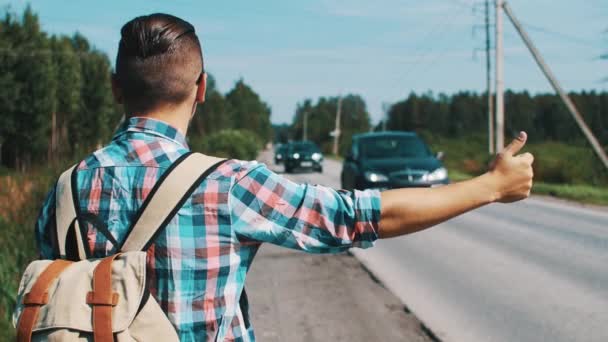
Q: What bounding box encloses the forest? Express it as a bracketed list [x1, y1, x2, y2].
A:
[0, 6, 273, 171]
[384, 90, 608, 146]
[286, 90, 608, 150]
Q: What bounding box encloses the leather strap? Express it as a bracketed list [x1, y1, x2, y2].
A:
[120, 153, 225, 252]
[87, 254, 120, 342]
[17, 260, 73, 342]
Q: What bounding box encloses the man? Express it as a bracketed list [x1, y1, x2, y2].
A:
[35, 13, 533, 341]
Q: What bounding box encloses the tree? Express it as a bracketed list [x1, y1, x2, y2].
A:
[0, 8, 122, 168]
[76, 50, 118, 151]
[49, 35, 81, 159]
[383, 90, 608, 148]
[291, 94, 371, 155]
[0, 6, 56, 170]
[338, 94, 372, 154]
[0, 12, 19, 164]
[225, 79, 272, 143]
[0, 7, 274, 169]
[190, 74, 232, 137]
[272, 124, 290, 144]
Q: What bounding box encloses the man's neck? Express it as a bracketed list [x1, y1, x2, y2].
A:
[129, 103, 193, 136]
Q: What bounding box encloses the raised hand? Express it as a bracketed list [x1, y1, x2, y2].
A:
[488, 132, 535, 203]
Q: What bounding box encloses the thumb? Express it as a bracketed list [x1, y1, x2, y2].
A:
[503, 131, 527, 156]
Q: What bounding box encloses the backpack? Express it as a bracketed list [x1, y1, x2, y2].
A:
[13, 152, 225, 342]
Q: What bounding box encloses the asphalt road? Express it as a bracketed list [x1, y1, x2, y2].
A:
[247, 245, 431, 342]
[268, 152, 608, 342]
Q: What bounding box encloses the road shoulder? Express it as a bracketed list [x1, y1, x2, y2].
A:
[246, 244, 432, 342]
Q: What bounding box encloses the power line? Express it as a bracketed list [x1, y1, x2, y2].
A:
[387, 3, 471, 94]
[520, 21, 597, 48]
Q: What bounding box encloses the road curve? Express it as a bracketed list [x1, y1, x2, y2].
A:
[266, 151, 608, 342]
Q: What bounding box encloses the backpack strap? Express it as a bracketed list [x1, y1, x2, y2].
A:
[55, 153, 225, 260]
[87, 254, 121, 342]
[16, 259, 74, 342]
[55, 165, 88, 260]
[120, 153, 225, 252]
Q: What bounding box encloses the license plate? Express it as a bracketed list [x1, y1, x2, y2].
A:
[301, 161, 313, 167]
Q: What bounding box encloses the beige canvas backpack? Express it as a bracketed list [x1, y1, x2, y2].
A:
[13, 153, 225, 342]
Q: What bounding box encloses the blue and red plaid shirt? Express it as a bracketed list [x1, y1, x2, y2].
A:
[36, 117, 381, 341]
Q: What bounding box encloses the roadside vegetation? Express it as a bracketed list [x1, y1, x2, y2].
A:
[425, 133, 608, 206]
[191, 129, 263, 161]
[0, 169, 57, 337]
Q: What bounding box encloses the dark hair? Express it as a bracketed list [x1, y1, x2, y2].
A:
[115, 13, 203, 114]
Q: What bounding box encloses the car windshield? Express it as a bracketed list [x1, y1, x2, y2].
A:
[289, 142, 319, 152]
[359, 136, 431, 159]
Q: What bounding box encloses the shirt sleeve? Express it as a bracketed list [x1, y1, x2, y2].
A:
[35, 187, 58, 259]
[229, 162, 381, 253]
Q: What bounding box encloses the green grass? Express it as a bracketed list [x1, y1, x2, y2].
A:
[423, 132, 608, 206]
[0, 168, 61, 340]
[425, 133, 608, 185]
[532, 182, 608, 206]
[448, 169, 474, 182]
[447, 169, 608, 206]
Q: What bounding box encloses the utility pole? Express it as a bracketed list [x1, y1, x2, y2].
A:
[502, 2, 608, 169]
[495, 0, 504, 152]
[303, 110, 308, 141]
[332, 96, 342, 156]
[485, 0, 494, 154]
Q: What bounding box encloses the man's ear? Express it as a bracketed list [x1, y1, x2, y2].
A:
[111, 73, 123, 104]
[195, 73, 207, 104]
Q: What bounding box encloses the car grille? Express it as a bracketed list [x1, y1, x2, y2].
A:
[390, 170, 428, 182]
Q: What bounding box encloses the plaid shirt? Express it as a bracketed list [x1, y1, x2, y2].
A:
[36, 117, 381, 341]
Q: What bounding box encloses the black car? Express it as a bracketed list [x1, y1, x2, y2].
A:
[341, 131, 449, 190]
[274, 144, 287, 164]
[284, 141, 324, 173]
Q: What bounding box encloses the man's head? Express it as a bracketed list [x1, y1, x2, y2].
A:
[114, 13, 205, 116]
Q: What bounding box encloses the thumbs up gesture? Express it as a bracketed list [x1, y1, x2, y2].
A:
[488, 132, 535, 203]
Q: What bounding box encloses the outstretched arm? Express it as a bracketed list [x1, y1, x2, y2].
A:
[378, 132, 534, 238]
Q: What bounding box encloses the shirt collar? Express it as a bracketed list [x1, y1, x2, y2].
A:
[113, 117, 189, 149]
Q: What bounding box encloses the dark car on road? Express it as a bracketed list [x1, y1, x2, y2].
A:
[341, 131, 449, 190]
[284, 141, 324, 173]
[274, 144, 287, 164]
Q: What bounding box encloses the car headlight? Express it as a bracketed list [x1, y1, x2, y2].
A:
[293, 153, 300, 159]
[277, 154, 282, 159]
[311, 153, 322, 161]
[426, 167, 448, 182]
[364, 171, 389, 183]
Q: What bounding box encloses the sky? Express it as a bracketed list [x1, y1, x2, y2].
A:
[2, 0, 607, 124]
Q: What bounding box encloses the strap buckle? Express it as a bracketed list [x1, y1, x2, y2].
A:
[86, 291, 119, 306]
[22, 292, 49, 306]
